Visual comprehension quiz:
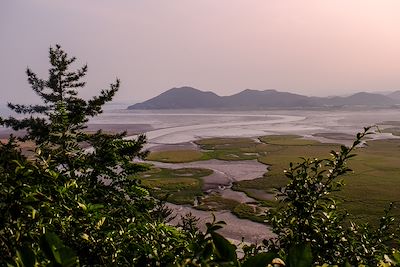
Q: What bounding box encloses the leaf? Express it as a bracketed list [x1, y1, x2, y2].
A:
[392, 251, 400, 264]
[210, 232, 237, 262]
[39, 232, 78, 267]
[208, 224, 224, 232]
[87, 203, 104, 211]
[81, 233, 89, 241]
[39, 233, 57, 263]
[15, 246, 36, 267]
[77, 202, 87, 211]
[202, 242, 214, 259]
[242, 252, 277, 267]
[95, 217, 106, 229]
[54, 246, 78, 267]
[287, 244, 312, 267]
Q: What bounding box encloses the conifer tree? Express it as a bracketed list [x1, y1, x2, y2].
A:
[0, 44, 148, 185]
[0, 45, 162, 265]
[2, 44, 118, 142]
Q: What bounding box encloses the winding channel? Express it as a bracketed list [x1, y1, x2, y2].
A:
[126, 114, 305, 243]
[84, 114, 304, 241]
[124, 114, 305, 242]
[149, 159, 274, 243]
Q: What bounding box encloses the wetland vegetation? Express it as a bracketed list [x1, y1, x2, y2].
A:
[144, 134, 400, 224]
[2, 45, 400, 266]
[138, 167, 212, 204]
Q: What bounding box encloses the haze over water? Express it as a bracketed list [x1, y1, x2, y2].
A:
[90, 107, 400, 145]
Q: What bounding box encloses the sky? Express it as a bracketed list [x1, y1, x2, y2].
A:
[1, 0, 400, 105]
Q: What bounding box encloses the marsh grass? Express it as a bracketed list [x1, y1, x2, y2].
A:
[147, 138, 268, 162]
[196, 194, 240, 211]
[146, 150, 204, 163]
[196, 137, 267, 161]
[232, 203, 267, 223]
[235, 135, 400, 224]
[233, 135, 338, 195]
[259, 135, 320, 146]
[196, 194, 266, 223]
[337, 139, 400, 222]
[144, 134, 400, 224]
[139, 167, 212, 204]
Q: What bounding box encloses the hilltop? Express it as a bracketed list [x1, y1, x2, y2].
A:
[128, 87, 400, 109]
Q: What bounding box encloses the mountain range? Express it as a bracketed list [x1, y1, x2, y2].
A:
[128, 87, 400, 109]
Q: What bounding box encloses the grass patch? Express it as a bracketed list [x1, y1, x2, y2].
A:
[196, 137, 268, 161]
[138, 167, 212, 205]
[312, 132, 356, 140]
[143, 135, 400, 225]
[202, 150, 261, 161]
[336, 139, 400, 223]
[232, 203, 267, 223]
[259, 135, 320, 146]
[196, 194, 240, 211]
[146, 150, 204, 163]
[196, 194, 267, 223]
[234, 136, 338, 193]
[234, 136, 400, 224]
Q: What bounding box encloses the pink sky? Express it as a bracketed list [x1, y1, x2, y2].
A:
[1, 0, 400, 103]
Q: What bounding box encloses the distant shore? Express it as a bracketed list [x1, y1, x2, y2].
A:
[0, 123, 153, 140]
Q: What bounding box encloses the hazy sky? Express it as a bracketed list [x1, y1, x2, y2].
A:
[1, 0, 400, 104]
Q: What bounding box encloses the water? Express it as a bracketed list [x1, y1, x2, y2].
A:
[88, 107, 400, 242]
[3, 105, 399, 241]
[90, 108, 400, 145]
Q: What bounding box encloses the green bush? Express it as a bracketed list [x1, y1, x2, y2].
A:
[265, 127, 399, 265]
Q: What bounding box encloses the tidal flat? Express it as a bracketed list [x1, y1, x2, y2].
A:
[4, 107, 398, 242]
[143, 135, 400, 224]
[98, 108, 400, 241]
[0, 109, 400, 240]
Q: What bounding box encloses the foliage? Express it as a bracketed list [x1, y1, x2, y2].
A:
[232, 135, 400, 224]
[266, 127, 400, 265]
[9, 232, 78, 267]
[1, 45, 400, 266]
[0, 45, 198, 266]
[147, 150, 205, 163]
[0, 44, 290, 267]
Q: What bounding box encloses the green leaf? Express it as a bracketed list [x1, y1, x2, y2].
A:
[40, 233, 57, 263]
[287, 244, 312, 267]
[15, 246, 36, 267]
[54, 247, 78, 267]
[242, 252, 277, 267]
[392, 251, 400, 264]
[210, 232, 237, 262]
[202, 242, 214, 259]
[39, 232, 78, 267]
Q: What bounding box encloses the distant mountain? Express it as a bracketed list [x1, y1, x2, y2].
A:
[321, 92, 397, 106]
[128, 87, 222, 109]
[127, 87, 399, 109]
[221, 89, 318, 108]
[387, 90, 400, 102]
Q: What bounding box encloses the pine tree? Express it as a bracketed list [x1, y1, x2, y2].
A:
[2, 44, 118, 142]
[0, 45, 159, 264]
[0, 44, 148, 185]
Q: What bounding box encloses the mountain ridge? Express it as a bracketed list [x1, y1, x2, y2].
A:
[128, 87, 400, 109]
